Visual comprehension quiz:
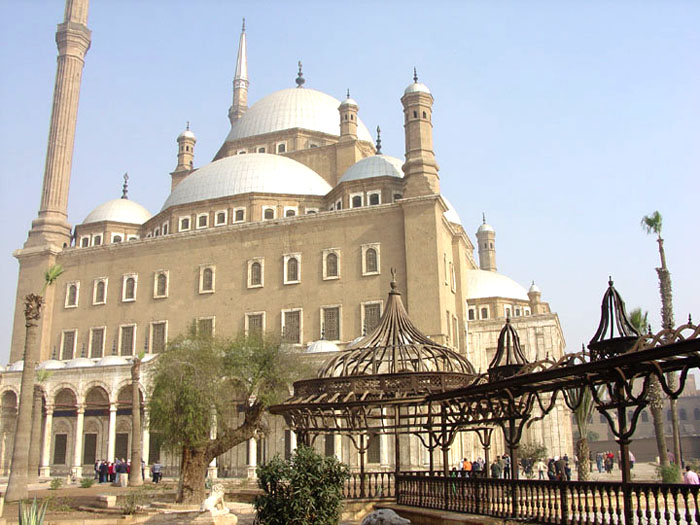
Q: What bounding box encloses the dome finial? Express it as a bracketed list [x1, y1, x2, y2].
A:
[296, 60, 305, 88]
[242, 17, 246, 33]
[390, 267, 398, 292]
[121, 172, 129, 200]
[346, 88, 350, 99]
[375, 125, 382, 154]
[482, 212, 486, 224]
[186, 121, 190, 131]
[413, 67, 418, 83]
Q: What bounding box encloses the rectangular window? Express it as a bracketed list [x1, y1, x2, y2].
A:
[83, 433, 97, 465]
[196, 213, 209, 229]
[452, 315, 459, 349]
[61, 330, 77, 360]
[93, 235, 102, 246]
[350, 193, 364, 208]
[151, 321, 167, 353]
[276, 142, 286, 153]
[154, 270, 169, 298]
[247, 258, 264, 288]
[246, 312, 265, 337]
[80, 236, 90, 248]
[362, 302, 382, 334]
[322, 306, 340, 341]
[233, 208, 246, 222]
[111, 233, 124, 243]
[162, 222, 169, 235]
[468, 307, 476, 321]
[325, 434, 335, 457]
[179, 216, 191, 232]
[53, 434, 68, 465]
[282, 309, 302, 344]
[367, 433, 380, 464]
[368, 191, 381, 205]
[197, 317, 214, 338]
[284, 206, 298, 217]
[257, 146, 266, 153]
[263, 206, 276, 220]
[89, 327, 105, 358]
[119, 325, 135, 356]
[215, 210, 227, 226]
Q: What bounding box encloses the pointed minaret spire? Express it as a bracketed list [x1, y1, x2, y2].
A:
[413, 67, 418, 83]
[482, 212, 486, 224]
[296, 61, 305, 87]
[121, 173, 129, 199]
[375, 126, 382, 154]
[228, 19, 249, 125]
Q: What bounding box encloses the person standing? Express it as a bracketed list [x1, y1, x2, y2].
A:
[596, 452, 603, 473]
[491, 459, 502, 479]
[535, 459, 547, 480]
[684, 466, 699, 485]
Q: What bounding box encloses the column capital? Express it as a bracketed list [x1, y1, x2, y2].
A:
[45, 404, 55, 414]
[76, 404, 86, 414]
[109, 403, 118, 412]
[56, 22, 91, 58]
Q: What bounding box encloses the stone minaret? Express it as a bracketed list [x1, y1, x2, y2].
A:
[476, 214, 497, 271]
[26, 0, 91, 248]
[228, 19, 248, 125]
[171, 124, 197, 190]
[401, 69, 440, 198]
[338, 90, 358, 141]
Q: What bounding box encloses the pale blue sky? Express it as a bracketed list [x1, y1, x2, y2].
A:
[1, 1, 698, 364]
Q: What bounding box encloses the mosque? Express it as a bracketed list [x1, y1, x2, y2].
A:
[1, 1, 572, 479]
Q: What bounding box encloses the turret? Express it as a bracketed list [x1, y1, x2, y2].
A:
[476, 214, 496, 271]
[401, 68, 439, 198]
[228, 19, 248, 125]
[528, 282, 544, 314]
[338, 90, 358, 142]
[171, 123, 196, 190]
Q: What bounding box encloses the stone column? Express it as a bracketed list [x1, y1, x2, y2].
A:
[289, 430, 297, 454]
[39, 404, 54, 477]
[72, 404, 85, 479]
[247, 438, 257, 479]
[27, 0, 92, 247]
[107, 403, 117, 462]
[141, 409, 150, 468]
[207, 410, 218, 479]
[334, 434, 342, 462]
[380, 433, 389, 468]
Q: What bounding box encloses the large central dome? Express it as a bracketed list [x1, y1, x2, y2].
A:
[162, 154, 332, 210]
[224, 88, 373, 143]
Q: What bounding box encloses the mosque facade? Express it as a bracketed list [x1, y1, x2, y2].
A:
[1, 1, 572, 479]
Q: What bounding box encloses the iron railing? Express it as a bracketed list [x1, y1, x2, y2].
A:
[396, 473, 700, 525]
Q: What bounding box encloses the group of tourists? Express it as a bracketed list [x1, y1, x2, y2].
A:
[451, 457, 487, 478]
[93, 458, 131, 483]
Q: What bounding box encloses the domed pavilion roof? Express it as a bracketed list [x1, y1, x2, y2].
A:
[338, 154, 404, 183]
[224, 88, 373, 143]
[466, 269, 529, 301]
[161, 153, 332, 210]
[83, 199, 152, 225]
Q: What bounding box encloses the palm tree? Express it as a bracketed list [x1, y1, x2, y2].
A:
[6, 265, 64, 501]
[630, 307, 668, 467]
[573, 385, 600, 481]
[128, 354, 143, 486]
[641, 212, 681, 466]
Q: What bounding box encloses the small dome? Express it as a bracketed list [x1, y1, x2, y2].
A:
[339, 155, 404, 183]
[339, 97, 358, 108]
[38, 360, 66, 370]
[306, 340, 340, 354]
[162, 154, 332, 210]
[442, 196, 462, 226]
[96, 355, 129, 367]
[65, 358, 94, 368]
[178, 129, 196, 141]
[83, 199, 152, 225]
[477, 222, 495, 234]
[466, 269, 529, 301]
[8, 361, 23, 372]
[404, 82, 431, 96]
[224, 88, 373, 143]
[529, 282, 541, 294]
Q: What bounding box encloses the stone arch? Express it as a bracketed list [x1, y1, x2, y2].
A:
[49, 383, 79, 406]
[114, 378, 147, 402]
[80, 380, 112, 404]
[53, 387, 78, 410]
[116, 384, 145, 410]
[84, 385, 110, 410]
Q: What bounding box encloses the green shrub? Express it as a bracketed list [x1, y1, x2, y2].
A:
[18, 497, 48, 525]
[49, 478, 62, 490]
[254, 445, 350, 525]
[80, 478, 95, 488]
[656, 463, 682, 483]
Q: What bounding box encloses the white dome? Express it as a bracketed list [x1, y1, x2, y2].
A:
[404, 82, 432, 95]
[306, 340, 340, 353]
[96, 355, 129, 367]
[38, 360, 66, 370]
[466, 269, 529, 301]
[529, 282, 541, 294]
[339, 97, 358, 107]
[224, 88, 373, 143]
[65, 358, 94, 368]
[178, 129, 196, 140]
[162, 154, 332, 210]
[83, 199, 152, 225]
[477, 222, 495, 234]
[441, 196, 462, 226]
[8, 360, 23, 372]
[339, 155, 404, 183]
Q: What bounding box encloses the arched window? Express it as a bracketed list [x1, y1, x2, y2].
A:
[641, 411, 649, 423]
[202, 268, 214, 292]
[326, 253, 338, 278]
[251, 262, 262, 286]
[156, 273, 167, 297]
[66, 284, 78, 307]
[480, 307, 488, 319]
[285, 209, 296, 217]
[287, 258, 298, 282]
[352, 195, 362, 208]
[124, 277, 136, 300]
[95, 280, 106, 303]
[113, 235, 122, 243]
[365, 248, 378, 273]
[680, 408, 687, 421]
[264, 208, 275, 220]
[369, 193, 380, 205]
[235, 209, 245, 222]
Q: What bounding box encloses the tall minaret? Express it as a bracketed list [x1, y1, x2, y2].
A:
[476, 214, 497, 272]
[401, 68, 440, 198]
[228, 19, 248, 125]
[26, 0, 91, 248]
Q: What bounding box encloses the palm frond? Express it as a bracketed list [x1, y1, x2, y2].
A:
[41, 264, 65, 292]
[641, 211, 662, 237]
